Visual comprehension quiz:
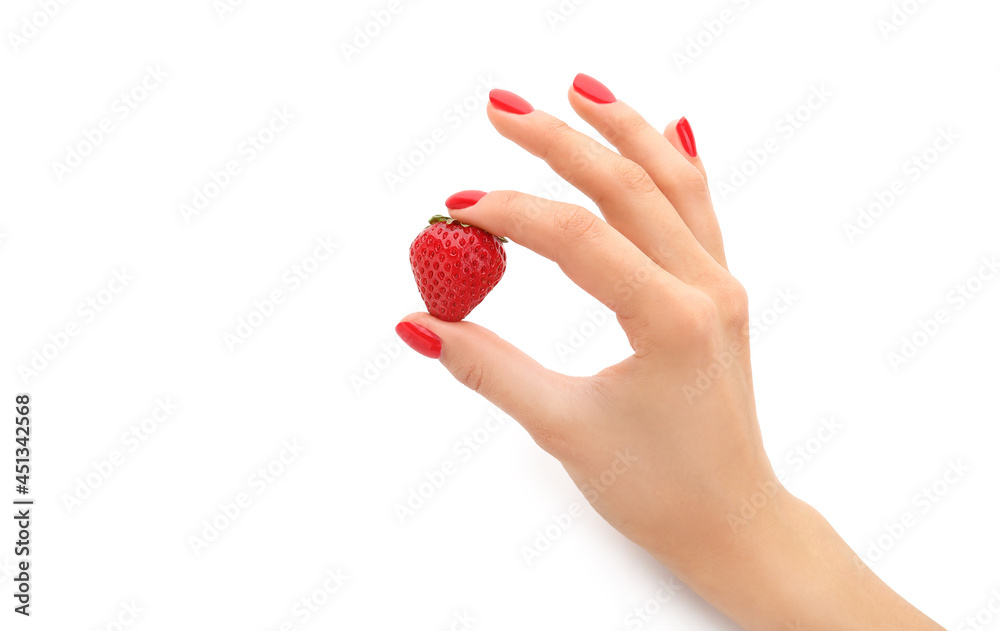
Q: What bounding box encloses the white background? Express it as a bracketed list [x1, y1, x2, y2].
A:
[2, 0, 998, 629]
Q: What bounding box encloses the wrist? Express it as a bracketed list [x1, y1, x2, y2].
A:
[655, 487, 943, 630]
[654, 488, 839, 627]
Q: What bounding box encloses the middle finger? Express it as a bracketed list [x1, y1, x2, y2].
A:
[487, 89, 717, 285]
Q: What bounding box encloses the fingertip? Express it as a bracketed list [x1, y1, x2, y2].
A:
[571, 73, 617, 104]
[676, 116, 698, 158]
[395, 316, 443, 359]
[665, 118, 698, 158]
[445, 190, 488, 211]
[488, 89, 534, 115]
[665, 118, 707, 177]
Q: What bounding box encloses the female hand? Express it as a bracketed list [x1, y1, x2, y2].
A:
[396, 75, 943, 630]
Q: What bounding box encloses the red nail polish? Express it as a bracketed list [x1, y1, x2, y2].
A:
[489, 89, 534, 115]
[445, 190, 487, 210]
[395, 321, 442, 359]
[677, 117, 698, 158]
[572, 73, 616, 104]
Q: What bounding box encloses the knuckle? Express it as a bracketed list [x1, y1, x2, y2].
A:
[622, 114, 653, 145]
[676, 164, 710, 196]
[613, 159, 658, 195]
[675, 292, 720, 339]
[605, 110, 649, 143]
[453, 361, 489, 396]
[489, 189, 523, 209]
[553, 204, 600, 241]
[624, 110, 651, 134]
[491, 190, 539, 236]
[717, 279, 750, 333]
[542, 120, 577, 157]
[696, 270, 749, 334]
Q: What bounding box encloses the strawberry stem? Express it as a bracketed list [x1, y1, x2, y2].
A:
[428, 215, 508, 243]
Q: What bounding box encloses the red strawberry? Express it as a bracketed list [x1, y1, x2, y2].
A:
[409, 215, 507, 322]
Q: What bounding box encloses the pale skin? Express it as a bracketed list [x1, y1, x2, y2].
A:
[399, 79, 945, 630]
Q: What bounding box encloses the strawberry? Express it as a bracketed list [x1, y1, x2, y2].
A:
[409, 215, 507, 322]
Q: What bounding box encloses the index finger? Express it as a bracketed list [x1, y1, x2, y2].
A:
[447, 190, 690, 328]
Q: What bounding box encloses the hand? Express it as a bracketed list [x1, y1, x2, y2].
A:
[396, 74, 943, 630]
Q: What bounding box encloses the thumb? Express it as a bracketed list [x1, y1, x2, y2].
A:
[395, 313, 577, 455]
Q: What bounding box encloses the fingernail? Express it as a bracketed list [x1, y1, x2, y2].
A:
[489, 89, 534, 115]
[572, 73, 616, 104]
[395, 321, 442, 359]
[677, 117, 698, 158]
[445, 190, 487, 210]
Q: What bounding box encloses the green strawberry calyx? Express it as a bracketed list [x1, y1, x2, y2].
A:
[428, 215, 508, 243]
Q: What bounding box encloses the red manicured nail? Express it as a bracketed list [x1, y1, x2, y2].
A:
[677, 117, 698, 158]
[489, 89, 534, 115]
[445, 190, 487, 210]
[573, 73, 616, 104]
[395, 321, 442, 359]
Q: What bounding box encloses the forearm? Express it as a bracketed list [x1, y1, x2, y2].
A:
[661, 488, 945, 630]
